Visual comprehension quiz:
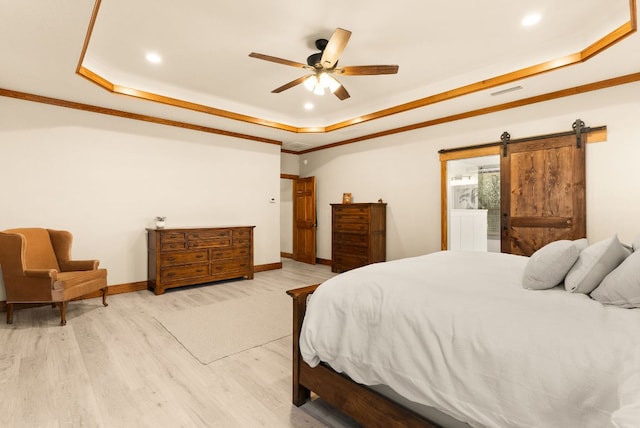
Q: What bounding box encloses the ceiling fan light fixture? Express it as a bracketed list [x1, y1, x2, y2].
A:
[304, 73, 329, 95]
[320, 72, 341, 93]
[303, 75, 318, 91]
[312, 83, 325, 96]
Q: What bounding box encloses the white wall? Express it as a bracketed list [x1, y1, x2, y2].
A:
[301, 82, 640, 261]
[280, 152, 300, 176]
[0, 97, 281, 298]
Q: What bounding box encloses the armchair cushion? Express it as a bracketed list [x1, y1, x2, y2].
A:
[48, 229, 100, 271]
[53, 269, 108, 301]
[6, 228, 61, 271]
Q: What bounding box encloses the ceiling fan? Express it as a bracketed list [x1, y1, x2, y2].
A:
[249, 28, 399, 101]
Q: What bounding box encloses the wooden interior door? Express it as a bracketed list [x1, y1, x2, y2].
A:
[293, 176, 316, 264]
[501, 133, 586, 256]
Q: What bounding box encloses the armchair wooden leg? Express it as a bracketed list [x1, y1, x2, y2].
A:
[101, 287, 108, 307]
[57, 302, 67, 326]
[6, 303, 14, 324]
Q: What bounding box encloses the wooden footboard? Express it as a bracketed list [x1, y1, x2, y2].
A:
[287, 285, 439, 428]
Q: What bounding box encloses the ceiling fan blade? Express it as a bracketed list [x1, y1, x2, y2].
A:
[272, 75, 309, 93]
[337, 65, 399, 75]
[333, 84, 350, 100]
[249, 52, 309, 69]
[321, 28, 351, 69]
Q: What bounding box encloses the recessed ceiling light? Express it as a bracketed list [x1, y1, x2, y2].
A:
[304, 102, 314, 110]
[145, 52, 162, 64]
[522, 13, 542, 27]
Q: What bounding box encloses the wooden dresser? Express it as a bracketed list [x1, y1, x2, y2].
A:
[331, 203, 387, 273]
[147, 226, 254, 295]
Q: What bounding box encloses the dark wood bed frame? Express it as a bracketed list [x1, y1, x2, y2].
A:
[287, 284, 440, 428]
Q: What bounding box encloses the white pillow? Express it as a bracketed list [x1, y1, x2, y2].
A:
[522, 240, 580, 290]
[565, 235, 630, 294]
[591, 250, 640, 308]
[633, 235, 640, 252]
[574, 238, 589, 252]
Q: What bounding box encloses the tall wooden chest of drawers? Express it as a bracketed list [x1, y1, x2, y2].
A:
[331, 203, 386, 273]
[147, 226, 254, 295]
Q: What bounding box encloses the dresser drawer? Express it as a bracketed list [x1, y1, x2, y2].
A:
[189, 238, 231, 248]
[161, 241, 187, 251]
[233, 229, 252, 238]
[161, 232, 186, 243]
[187, 230, 231, 241]
[333, 222, 369, 233]
[210, 246, 250, 259]
[334, 205, 369, 215]
[161, 250, 207, 266]
[161, 264, 209, 282]
[333, 242, 369, 256]
[333, 206, 369, 215]
[211, 259, 251, 275]
[333, 254, 369, 271]
[334, 232, 369, 246]
[233, 237, 252, 247]
[334, 212, 370, 223]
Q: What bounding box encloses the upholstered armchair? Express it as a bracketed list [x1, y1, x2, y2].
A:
[0, 228, 108, 325]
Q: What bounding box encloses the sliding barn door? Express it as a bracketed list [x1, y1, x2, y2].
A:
[501, 134, 586, 256]
[293, 176, 317, 264]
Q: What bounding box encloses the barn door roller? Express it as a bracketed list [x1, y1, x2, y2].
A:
[572, 119, 590, 148]
[501, 131, 511, 157]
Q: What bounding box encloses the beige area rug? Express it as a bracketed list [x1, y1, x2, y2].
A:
[156, 291, 291, 364]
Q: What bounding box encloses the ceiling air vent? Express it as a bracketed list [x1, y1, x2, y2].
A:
[490, 85, 523, 96]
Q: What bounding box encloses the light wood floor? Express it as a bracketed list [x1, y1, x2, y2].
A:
[0, 259, 360, 428]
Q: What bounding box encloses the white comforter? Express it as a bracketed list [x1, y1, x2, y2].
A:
[300, 251, 640, 428]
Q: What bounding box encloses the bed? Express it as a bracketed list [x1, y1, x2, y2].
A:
[287, 250, 640, 428]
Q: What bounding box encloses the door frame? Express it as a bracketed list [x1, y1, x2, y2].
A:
[439, 146, 500, 250]
[280, 173, 298, 258]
